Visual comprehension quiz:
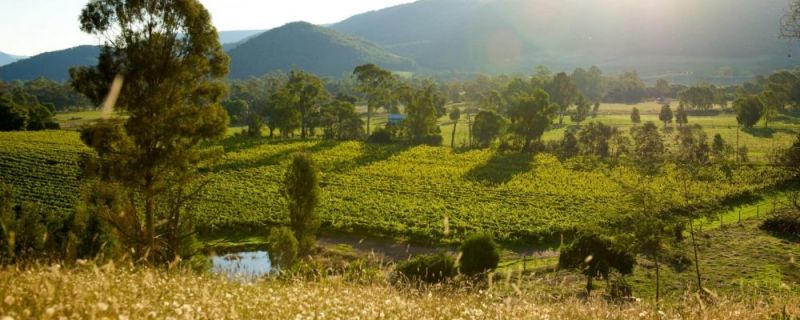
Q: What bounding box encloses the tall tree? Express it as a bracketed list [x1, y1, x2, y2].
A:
[353, 64, 394, 137]
[632, 122, 665, 174]
[449, 106, 461, 148]
[287, 70, 327, 139]
[675, 103, 689, 127]
[399, 83, 443, 145]
[70, 0, 229, 262]
[471, 110, 507, 148]
[658, 104, 673, 129]
[655, 79, 671, 98]
[267, 87, 301, 138]
[508, 89, 558, 150]
[547, 72, 578, 125]
[570, 95, 590, 126]
[758, 90, 782, 128]
[735, 95, 764, 129]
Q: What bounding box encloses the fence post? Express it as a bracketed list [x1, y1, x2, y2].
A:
[738, 207, 742, 223]
[523, 254, 526, 273]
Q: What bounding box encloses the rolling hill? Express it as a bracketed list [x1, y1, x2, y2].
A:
[0, 45, 99, 82]
[332, 0, 798, 79]
[219, 29, 266, 51]
[0, 51, 25, 67]
[227, 21, 416, 78]
[0, 31, 265, 82]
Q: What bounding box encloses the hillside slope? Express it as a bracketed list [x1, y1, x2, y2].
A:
[0, 51, 25, 67]
[0, 45, 99, 82]
[228, 22, 415, 78]
[332, 0, 797, 78]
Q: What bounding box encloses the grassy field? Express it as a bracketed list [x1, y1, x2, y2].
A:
[438, 103, 800, 162]
[57, 102, 800, 162]
[1, 260, 798, 319]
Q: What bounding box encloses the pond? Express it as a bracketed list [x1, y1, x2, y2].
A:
[210, 251, 273, 279]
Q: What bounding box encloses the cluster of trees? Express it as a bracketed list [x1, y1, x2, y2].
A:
[0, 78, 90, 111]
[556, 121, 747, 298]
[0, 86, 59, 131]
[222, 64, 448, 146]
[444, 66, 731, 107]
[734, 70, 800, 128]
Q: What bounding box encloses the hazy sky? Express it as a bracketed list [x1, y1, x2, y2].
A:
[0, 0, 414, 56]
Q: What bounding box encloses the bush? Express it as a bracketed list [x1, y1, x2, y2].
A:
[367, 127, 393, 144]
[268, 227, 299, 269]
[396, 252, 456, 283]
[459, 233, 500, 277]
[421, 134, 443, 146]
[282, 153, 321, 254]
[761, 212, 800, 240]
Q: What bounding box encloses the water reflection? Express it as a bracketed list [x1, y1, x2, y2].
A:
[210, 251, 272, 279]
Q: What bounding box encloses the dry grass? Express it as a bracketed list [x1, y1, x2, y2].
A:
[1, 263, 798, 319]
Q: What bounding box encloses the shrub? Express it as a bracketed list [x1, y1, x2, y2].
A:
[559, 232, 636, 294]
[421, 134, 443, 146]
[459, 233, 500, 277]
[760, 212, 800, 240]
[367, 127, 393, 144]
[396, 252, 456, 283]
[282, 153, 320, 254]
[268, 227, 299, 269]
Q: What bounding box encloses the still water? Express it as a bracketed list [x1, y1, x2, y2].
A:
[210, 251, 272, 279]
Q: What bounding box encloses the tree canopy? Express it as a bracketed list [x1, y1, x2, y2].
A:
[70, 0, 230, 263]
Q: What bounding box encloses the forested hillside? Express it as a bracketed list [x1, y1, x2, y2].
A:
[228, 22, 415, 78]
[333, 0, 796, 79]
[0, 46, 99, 82]
[0, 51, 24, 67]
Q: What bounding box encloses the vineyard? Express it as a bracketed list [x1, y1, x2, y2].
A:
[0, 130, 789, 243]
[0, 131, 90, 215]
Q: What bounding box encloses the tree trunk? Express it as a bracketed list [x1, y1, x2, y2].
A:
[689, 222, 703, 290]
[467, 113, 472, 147]
[451, 121, 457, 148]
[145, 190, 155, 260]
[366, 106, 372, 139]
[655, 251, 660, 303]
[586, 273, 593, 295]
[301, 113, 307, 139]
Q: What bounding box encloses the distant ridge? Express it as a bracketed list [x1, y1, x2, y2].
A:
[228, 21, 415, 78]
[332, 0, 797, 78]
[0, 51, 26, 67]
[0, 46, 99, 82]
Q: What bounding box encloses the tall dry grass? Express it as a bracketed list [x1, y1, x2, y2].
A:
[0, 263, 797, 319]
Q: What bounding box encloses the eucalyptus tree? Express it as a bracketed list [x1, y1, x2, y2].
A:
[69, 0, 229, 262]
[353, 64, 395, 137]
[287, 70, 327, 139]
[449, 106, 461, 148]
[508, 89, 558, 151]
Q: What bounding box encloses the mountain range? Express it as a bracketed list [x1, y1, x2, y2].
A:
[228, 22, 414, 78]
[0, 52, 25, 67]
[333, 0, 796, 78]
[1, 0, 798, 83]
